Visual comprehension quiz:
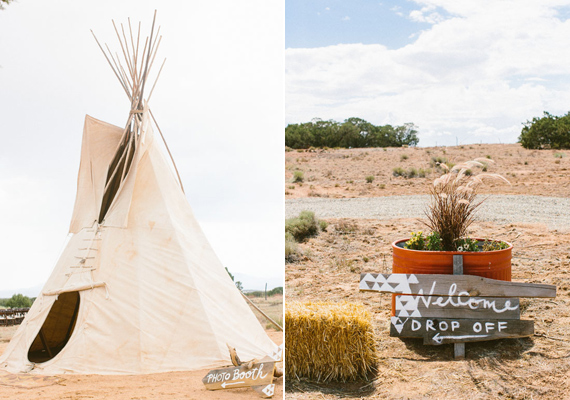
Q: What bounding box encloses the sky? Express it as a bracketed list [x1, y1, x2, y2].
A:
[286, 0, 570, 147]
[0, 0, 284, 294]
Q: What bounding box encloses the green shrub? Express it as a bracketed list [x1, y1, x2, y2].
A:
[286, 211, 319, 241]
[400, 154, 409, 161]
[393, 167, 405, 177]
[519, 111, 570, 149]
[365, 175, 374, 183]
[407, 167, 418, 178]
[293, 171, 304, 183]
[429, 156, 448, 169]
[418, 168, 430, 178]
[286, 232, 302, 262]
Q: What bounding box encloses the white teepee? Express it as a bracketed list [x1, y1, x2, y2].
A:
[0, 14, 276, 375]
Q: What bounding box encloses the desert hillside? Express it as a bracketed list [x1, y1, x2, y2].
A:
[286, 143, 570, 198]
[285, 143, 570, 400]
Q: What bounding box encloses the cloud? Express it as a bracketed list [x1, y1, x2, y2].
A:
[286, 1, 570, 146]
[408, 5, 446, 24]
[390, 5, 404, 17]
[342, 16, 350, 21]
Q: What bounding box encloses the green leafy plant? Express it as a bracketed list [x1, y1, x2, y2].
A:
[405, 231, 443, 251]
[405, 232, 508, 252]
[365, 175, 375, 183]
[481, 239, 509, 251]
[455, 238, 479, 252]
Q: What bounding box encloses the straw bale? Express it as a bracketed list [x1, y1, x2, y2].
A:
[285, 301, 377, 382]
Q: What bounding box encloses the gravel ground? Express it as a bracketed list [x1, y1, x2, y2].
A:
[286, 195, 570, 231]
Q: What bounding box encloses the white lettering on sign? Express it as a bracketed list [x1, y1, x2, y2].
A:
[412, 319, 421, 331]
[392, 318, 511, 334]
[207, 372, 231, 383]
[206, 363, 269, 385]
[396, 281, 519, 318]
[232, 364, 269, 381]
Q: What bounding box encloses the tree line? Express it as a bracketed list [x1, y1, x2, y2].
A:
[0, 294, 34, 308]
[519, 111, 570, 149]
[285, 118, 419, 149]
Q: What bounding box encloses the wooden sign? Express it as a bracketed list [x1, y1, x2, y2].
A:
[252, 384, 276, 398]
[394, 294, 520, 320]
[359, 268, 556, 357]
[389, 316, 534, 344]
[360, 273, 556, 298]
[202, 361, 275, 391]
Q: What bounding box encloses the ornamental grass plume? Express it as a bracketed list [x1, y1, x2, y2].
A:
[424, 158, 510, 251]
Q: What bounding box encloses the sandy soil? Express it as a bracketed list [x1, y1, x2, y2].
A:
[0, 298, 283, 400]
[285, 143, 570, 199]
[285, 144, 570, 399]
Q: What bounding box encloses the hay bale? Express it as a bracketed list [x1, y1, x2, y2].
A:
[285, 301, 377, 382]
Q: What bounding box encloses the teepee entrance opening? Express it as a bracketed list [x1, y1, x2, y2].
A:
[27, 291, 80, 363]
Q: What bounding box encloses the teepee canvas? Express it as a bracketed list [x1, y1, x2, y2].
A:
[0, 14, 276, 375]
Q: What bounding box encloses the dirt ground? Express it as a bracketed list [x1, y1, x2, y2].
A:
[0, 297, 283, 400]
[285, 143, 570, 199]
[285, 144, 570, 399]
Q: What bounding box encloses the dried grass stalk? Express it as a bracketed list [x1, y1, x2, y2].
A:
[285, 301, 377, 382]
[424, 158, 509, 250]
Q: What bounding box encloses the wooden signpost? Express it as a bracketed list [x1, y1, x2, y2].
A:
[202, 361, 275, 392]
[360, 258, 556, 359]
[202, 344, 283, 397]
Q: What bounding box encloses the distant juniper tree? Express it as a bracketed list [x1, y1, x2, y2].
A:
[224, 267, 243, 291]
[5, 294, 33, 308]
[519, 111, 570, 149]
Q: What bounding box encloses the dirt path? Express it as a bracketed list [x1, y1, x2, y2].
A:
[0, 327, 283, 400]
[286, 195, 570, 230]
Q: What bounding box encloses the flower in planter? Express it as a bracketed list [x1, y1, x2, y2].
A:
[405, 158, 510, 252]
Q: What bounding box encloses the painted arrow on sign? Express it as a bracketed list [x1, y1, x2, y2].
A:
[389, 316, 534, 345]
[431, 332, 489, 344]
[221, 381, 245, 388]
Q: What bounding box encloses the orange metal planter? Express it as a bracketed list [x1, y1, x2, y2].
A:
[391, 238, 512, 315]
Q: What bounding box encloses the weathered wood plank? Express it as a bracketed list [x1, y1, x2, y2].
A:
[202, 361, 275, 391]
[389, 316, 534, 345]
[395, 295, 520, 320]
[452, 255, 465, 359]
[360, 273, 556, 298]
[252, 384, 276, 398]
